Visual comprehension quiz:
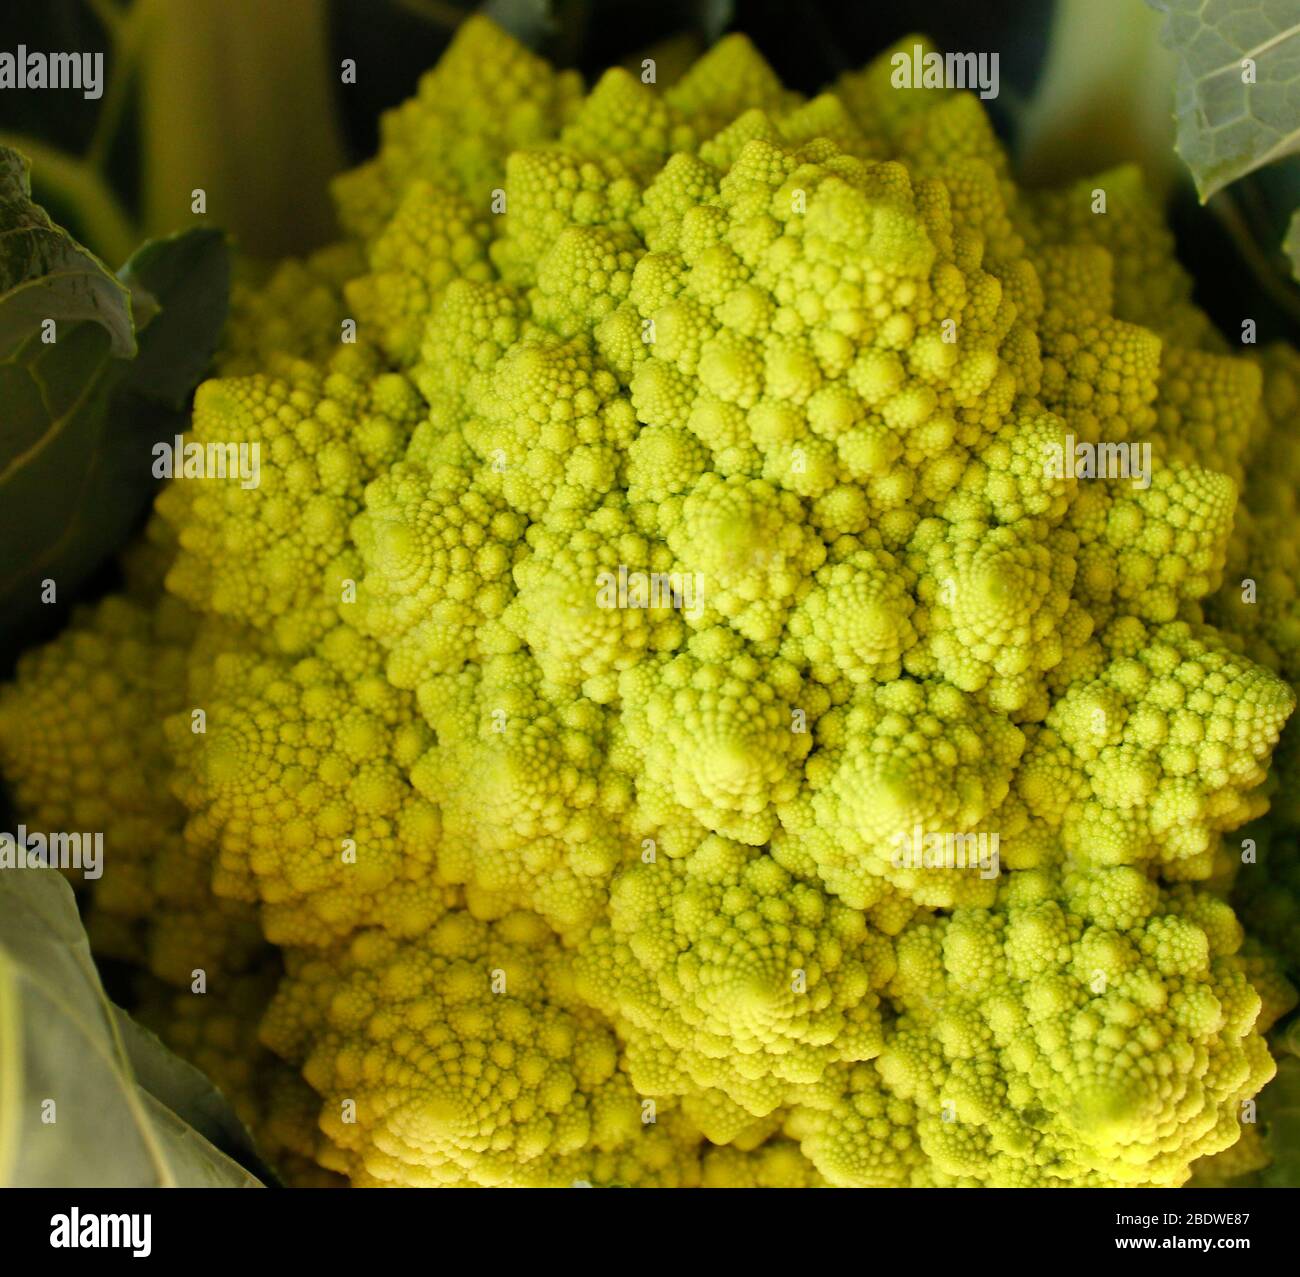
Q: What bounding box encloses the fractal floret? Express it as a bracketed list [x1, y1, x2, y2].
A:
[3, 16, 1299, 1188]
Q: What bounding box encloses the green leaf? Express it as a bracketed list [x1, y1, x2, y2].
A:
[0, 324, 123, 623]
[0, 158, 229, 662]
[118, 228, 230, 408]
[0, 869, 264, 1187]
[0, 147, 136, 360]
[1149, 0, 1300, 202]
[111, 1009, 280, 1184]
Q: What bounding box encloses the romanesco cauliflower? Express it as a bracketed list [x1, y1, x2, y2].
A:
[2, 16, 1298, 1189]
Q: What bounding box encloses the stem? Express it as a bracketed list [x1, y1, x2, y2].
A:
[86, 0, 152, 172]
[84, 0, 126, 43]
[138, 0, 345, 258]
[0, 132, 139, 267]
[1208, 192, 1300, 327]
[1016, 0, 1178, 195]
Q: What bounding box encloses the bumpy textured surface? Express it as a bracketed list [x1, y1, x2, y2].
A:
[2, 17, 1299, 1188]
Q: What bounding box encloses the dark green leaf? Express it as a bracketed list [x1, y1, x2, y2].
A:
[118, 228, 231, 408]
[0, 324, 123, 609]
[0, 173, 229, 662]
[0, 146, 135, 360]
